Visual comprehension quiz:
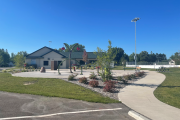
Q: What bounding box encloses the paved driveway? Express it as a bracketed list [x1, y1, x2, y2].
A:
[0, 92, 135, 120]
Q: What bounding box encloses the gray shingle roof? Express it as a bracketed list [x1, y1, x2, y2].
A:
[60, 52, 97, 59]
[26, 46, 97, 59]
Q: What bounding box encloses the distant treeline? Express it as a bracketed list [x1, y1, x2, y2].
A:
[0, 48, 27, 67]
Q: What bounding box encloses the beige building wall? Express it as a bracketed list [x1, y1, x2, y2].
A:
[41, 51, 66, 69]
[25, 59, 42, 68]
[26, 51, 67, 69]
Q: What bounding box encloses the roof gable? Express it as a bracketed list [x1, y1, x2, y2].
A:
[26, 46, 67, 58]
[26, 47, 51, 57]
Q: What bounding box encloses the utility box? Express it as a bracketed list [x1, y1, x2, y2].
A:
[51, 61, 57, 70]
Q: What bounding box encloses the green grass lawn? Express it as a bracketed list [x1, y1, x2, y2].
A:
[112, 66, 135, 70]
[154, 67, 180, 109]
[0, 73, 119, 104]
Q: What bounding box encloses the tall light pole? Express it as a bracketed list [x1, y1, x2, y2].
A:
[131, 17, 140, 68]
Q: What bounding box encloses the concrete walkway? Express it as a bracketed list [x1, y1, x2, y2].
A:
[12, 69, 136, 79]
[118, 71, 180, 120]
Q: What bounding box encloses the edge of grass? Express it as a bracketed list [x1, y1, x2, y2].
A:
[0, 72, 120, 104]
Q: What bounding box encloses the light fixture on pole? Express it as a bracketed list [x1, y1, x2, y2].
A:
[131, 17, 140, 68]
[49, 41, 52, 47]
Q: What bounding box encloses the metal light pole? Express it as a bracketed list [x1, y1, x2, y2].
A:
[131, 17, 140, 68]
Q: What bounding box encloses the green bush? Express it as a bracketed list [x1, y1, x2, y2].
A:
[79, 77, 88, 84]
[25, 64, 37, 69]
[123, 74, 131, 80]
[122, 80, 128, 84]
[106, 73, 113, 80]
[91, 65, 94, 70]
[89, 72, 97, 79]
[68, 73, 78, 81]
[2, 70, 7, 73]
[117, 76, 123, 81]
[131, 74, 136, 79]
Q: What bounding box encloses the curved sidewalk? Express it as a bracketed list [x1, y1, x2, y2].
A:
[118, 71, 180, 120]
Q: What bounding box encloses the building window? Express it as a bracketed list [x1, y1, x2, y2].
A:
[31, 59, 36, 64]
[44, 61, 49, 66]
[58, 61, 63, 66]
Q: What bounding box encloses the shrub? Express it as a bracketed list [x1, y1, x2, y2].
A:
[26, 64, 37, 69]
[68, 73, 78, 81]
[117, 76, 123, 81]
[123, 74, 131, 80]
[91, 65, 94, 70]
[135, 71, 145, 77]
[122, 80, 128, 84]
[106, 73, 113, 80]
[2, 70, 7, 73]
[87, 67, 89, 69]
[89, 72, 97, 79]
[131, 74, 136, 79]
[79, 77, 88, 84]
[103, 80, 117, 92]
[89, 80, 99, 87]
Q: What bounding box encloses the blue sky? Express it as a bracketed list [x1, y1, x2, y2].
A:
[0, 0, 179, 59]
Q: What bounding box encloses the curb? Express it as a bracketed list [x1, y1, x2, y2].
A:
[128, 110, 151, 120]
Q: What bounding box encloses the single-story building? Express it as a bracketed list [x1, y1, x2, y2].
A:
[25, 46, 97, 69]
[169, 59, 175, 65]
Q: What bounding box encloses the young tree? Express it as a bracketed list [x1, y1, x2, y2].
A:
[14, 52, 25, 68]
[82, 49, 88, 65]
[94, 40, 116, 81]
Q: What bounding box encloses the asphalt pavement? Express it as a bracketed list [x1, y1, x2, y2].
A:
[0, 92, 135, 120]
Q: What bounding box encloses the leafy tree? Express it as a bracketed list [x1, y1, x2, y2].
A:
[148, 53, 157, 62]
[170, 52, 179, 60]
[170, 52, 180, 65]
[110, 47, 124, 65]
[0, 49, 10, 66]
[120, 53, 129, 66]
[10, 53, 16, 63]
[14, 52, 25, 68]
[94, 40, 116, 81]
[139, 51, 149, 62]
[82, 49, 88, 64]
[156, 53, 167, 62]
[129, 52, 135, 62]
[0, 55, 3, 66]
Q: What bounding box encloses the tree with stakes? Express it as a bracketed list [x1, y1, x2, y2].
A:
[82, 49, 88, 68]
